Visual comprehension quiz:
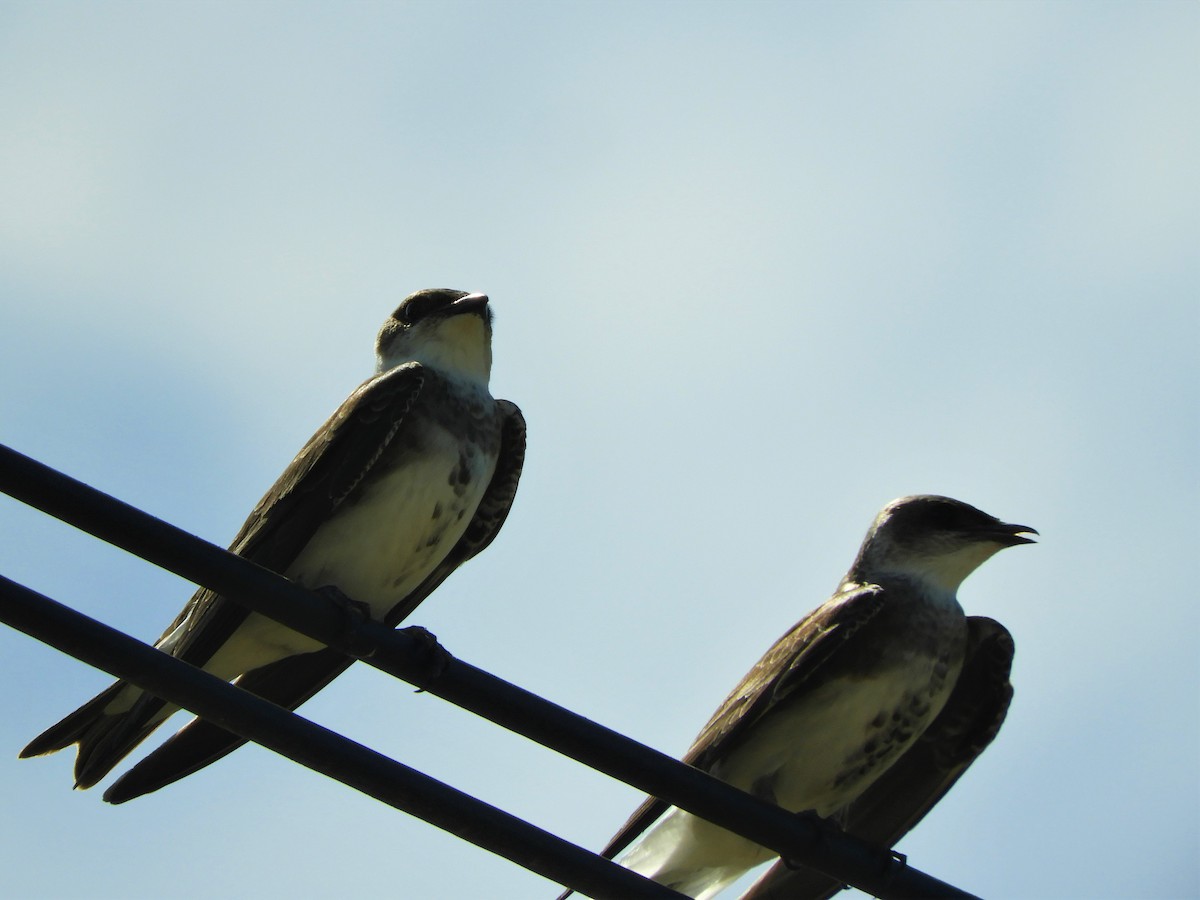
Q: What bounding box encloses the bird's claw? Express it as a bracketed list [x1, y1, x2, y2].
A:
[398, 625, 452, 690]
[315, 585, 377, 658]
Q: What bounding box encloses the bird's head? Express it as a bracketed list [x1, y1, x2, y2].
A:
[375, 289, 494, 385]
[849, 495, 1036, 595]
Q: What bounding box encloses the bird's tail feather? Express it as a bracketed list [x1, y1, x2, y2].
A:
[104, 647, 356, 804]
[622, 809, 766, 900]
[20, 682, 172, 789]
[20, 681, 128, 759]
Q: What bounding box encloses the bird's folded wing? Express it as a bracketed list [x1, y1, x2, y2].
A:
[555, 587, 887, 899]
[736, 616, 1014, 900]
[101, 400, 526, 805]
[158, 363, 429, 672]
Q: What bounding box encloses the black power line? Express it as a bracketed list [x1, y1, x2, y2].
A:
[0, 443, 978, 900]
[0, 573, 681, 900]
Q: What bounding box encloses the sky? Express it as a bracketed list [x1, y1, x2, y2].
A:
[0, 1, 1196, 898]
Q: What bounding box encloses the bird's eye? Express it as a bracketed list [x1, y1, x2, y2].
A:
[394, 293, 441, 326]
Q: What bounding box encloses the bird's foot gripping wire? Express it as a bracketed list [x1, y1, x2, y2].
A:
[314, 585, 377, 658]
[780, 810, 853, 892]
[782, 809, 826, 870]
[397, 625, 452, 691]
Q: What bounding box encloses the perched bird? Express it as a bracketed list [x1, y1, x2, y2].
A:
[739, 614, 1015, 900]
[566, 495, 1033, 900]
[21, 289, 526, 802]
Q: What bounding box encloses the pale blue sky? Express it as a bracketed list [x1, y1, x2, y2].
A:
[0, 2, 1196, 898]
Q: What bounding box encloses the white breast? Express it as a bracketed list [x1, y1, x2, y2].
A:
[716, 664, 947, 815]
[623, 655, 960, 897]
[288, 445, 495, 610]
[203, 425, 497, 679]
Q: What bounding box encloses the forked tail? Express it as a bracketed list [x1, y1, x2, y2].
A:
[21, 681, 171, 789]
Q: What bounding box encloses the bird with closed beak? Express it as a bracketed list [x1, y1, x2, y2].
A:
[22, 289, 526, 804]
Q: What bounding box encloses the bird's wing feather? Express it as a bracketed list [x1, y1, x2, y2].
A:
[737, 616, 1015, 900]
[20, 364, 428, 773]
[586, 587, 887, 871]
[102, 401, 526, 804]
[686, 586, 887, 769]
[154, 363, 428, 670]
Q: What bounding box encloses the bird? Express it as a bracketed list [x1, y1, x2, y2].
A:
[563, 495, 1033, 900]
[20, 288, 526, 803]
[738, 614, 1015, 900]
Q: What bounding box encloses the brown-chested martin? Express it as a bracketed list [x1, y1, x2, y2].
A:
[563, 495, 1032, 899]
[22, 289, 526, 803]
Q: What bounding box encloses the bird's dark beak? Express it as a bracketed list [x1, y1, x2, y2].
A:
[992, 522, 1038, 546]
[447, 292, 490, 317]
